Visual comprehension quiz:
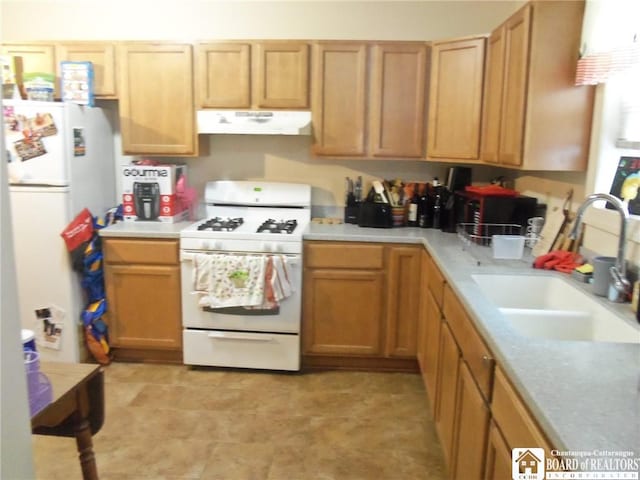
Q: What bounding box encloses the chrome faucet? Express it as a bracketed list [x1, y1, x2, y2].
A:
[569, 193, 631, 302]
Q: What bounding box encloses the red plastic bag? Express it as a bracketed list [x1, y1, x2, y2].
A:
[60, 208, 94, 252]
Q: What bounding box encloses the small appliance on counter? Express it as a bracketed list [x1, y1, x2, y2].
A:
[356, 179, 393, 228]
[121, 163, 189, 223]
[357, 202, 393, 228]
[133, 182, 160, 221]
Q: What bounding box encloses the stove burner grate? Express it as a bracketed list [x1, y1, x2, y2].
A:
[197, 217, 244, 232]
[257, 219, 298, 234]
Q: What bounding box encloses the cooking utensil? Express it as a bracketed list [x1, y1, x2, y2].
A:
[372, 180, 388, 203]
[531, 190, 573, 257]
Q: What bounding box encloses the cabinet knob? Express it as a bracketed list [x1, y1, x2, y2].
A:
[482, 355, 494, 367]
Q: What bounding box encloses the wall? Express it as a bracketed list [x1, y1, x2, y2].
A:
[1, 1, 524, 42]
[0, 101, 35, 478]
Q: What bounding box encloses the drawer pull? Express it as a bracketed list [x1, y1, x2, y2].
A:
[207, 332, 274, 342]
[482, 355, 494, 366]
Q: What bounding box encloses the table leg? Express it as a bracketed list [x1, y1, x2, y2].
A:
[74, 416, 98, 480]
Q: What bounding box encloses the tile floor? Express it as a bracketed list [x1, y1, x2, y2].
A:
[32, 362, 447, 480]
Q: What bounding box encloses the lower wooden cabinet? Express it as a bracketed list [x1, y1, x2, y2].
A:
[103, 238, 182, 362]
[302, 241, 421, 370]
[435, 321, 461, 466]
[451, 361, 491, 479]
[303, 268, 385, 356]
[484, 421, 513, 480]
[416, 255, 557, 480]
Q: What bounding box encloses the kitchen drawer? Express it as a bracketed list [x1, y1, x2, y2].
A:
[443, 284, 494, 399]
[425, 253, 445, 307]
[304, 242, 384, 269]
[183, 329, 300, 371]
[491, 366, 553, 452]
[104, 238, 179, 265]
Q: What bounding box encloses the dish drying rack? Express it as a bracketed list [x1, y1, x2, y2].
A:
[457, 222, 526, 265]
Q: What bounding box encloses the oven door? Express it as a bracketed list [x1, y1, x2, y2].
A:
[180, 250, 302, 334]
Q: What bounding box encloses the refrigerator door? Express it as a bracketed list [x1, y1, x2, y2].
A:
[9, 186, 84, 362]
[3, 100, 79, 186]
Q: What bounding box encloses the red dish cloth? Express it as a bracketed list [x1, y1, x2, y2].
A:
[464, 185, 519, 197]
[533, 250, 583, 273]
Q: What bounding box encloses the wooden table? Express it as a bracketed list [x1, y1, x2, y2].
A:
[31, 362, 104, 480]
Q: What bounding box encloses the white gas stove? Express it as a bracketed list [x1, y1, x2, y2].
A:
[180, 181, 310, 253]
[179, 181, 311, 371]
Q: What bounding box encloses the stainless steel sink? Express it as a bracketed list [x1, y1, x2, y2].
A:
[471, 274, 640, 344]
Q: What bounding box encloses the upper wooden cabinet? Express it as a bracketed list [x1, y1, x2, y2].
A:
[312, 41, 428, 159]
[427, 36, 486, 162]
[118, 43, 198, 156]
[370, 43, 428, 158]
[253, 42, 309, 109]
[196, 41, 309, 109]
[1, 42, 117, 99]
[56, 42, 117, 98]
[312, 42, 368, 156]
[1, 43, 57, 96]
[480, 1, 595, 170]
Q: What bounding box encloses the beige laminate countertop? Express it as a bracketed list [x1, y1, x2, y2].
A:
[98, 221, 192, 239]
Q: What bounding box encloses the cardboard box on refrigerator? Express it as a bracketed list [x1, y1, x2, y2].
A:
[121, 164, 189, 223]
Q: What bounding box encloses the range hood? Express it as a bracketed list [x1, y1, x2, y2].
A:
[197, 110, 312, 135]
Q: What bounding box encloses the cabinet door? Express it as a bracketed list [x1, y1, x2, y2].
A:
[303, 268, 384, 355]
[416, 251, 430, 372]
[484, 421, 512, 480]
[1, 43, 57, 96]
[118, 43, 196, 155]
[385, 246, 421, 357]
[369, 43, 427, 158]
[196, 42, 251, 108]
[312, 42, 367, 156]
[105, 264, 182, 350]
[498, 4, 531, 166]
[254, 42, 309, 109]
[423, 288, 442, 417]
[435, 321, 460, 467]
[480, 27, 506, 164]
[427, 37, 485, 161]
[56, 43, 117, 97]
[451, 361, 491, 479]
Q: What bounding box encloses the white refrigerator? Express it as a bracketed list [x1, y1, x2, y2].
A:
[4, 100, 115, 362]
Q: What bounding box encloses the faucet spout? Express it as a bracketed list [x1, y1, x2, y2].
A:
[570, 193, 630, 302]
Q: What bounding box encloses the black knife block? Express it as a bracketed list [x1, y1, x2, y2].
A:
[344, 204, 360, 224]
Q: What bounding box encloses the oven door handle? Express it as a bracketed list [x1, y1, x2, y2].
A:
[181, 251, 300, 266]
[207, 332, 274, 342]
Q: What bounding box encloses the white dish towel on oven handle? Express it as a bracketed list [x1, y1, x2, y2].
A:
[193, 253, 267, 308]
[271, 255, 293, 302]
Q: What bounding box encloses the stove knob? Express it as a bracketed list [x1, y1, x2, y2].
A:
[272, 243, 282, 253]
[201, 240, 211, 250]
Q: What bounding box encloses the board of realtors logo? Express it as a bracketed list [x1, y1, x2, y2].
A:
[512, 448, 545, 480]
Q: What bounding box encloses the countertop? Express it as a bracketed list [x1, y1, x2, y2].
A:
[98, 221, 192, 239]
[100, 220, 640, 454]
[306, 223, 640, 455]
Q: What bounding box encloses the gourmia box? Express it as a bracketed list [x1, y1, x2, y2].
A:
[121, 164, 189, 223]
